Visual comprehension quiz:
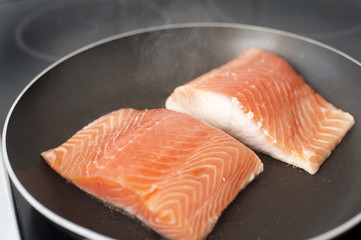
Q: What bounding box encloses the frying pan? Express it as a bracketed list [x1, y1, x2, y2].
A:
[2, 23, 361, 240]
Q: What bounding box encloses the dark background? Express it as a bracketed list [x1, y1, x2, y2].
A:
[1, 0, 361, 239]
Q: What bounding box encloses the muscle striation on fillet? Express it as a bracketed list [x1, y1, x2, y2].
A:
[166, 47, 355, 174]
[42, 108, 263, 240]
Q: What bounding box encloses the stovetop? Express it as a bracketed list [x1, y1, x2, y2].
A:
[1, 0, 361, 239]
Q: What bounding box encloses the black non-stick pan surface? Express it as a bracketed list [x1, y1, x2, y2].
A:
[2, 23, 361, 240]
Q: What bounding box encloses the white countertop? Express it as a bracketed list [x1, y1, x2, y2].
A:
[0, 140, 21, 240]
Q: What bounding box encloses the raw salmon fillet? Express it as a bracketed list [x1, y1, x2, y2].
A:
[166, 47, 355, 175]
[41, 108, 263, 240]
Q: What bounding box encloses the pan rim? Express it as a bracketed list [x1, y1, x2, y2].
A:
[2, 22, 361, 240]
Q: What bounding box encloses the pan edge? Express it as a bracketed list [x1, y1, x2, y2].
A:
[2, 22, 361, 240]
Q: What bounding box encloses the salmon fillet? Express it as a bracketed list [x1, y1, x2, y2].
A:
[166, 47, 355, 175]
[41, 108, 263, 240]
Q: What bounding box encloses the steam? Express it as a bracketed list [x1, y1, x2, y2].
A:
[132, 1, 223, 96]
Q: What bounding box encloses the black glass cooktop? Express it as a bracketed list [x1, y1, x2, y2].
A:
[1, 0, 361, 239]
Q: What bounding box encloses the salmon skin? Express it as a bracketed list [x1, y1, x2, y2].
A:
[166, 47, 355, 175]
[41, 108, 263, 240]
